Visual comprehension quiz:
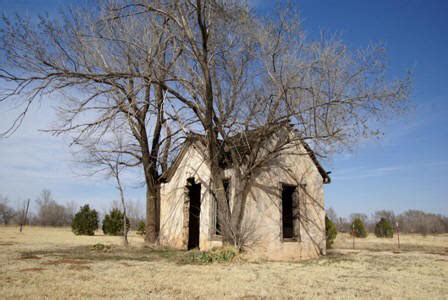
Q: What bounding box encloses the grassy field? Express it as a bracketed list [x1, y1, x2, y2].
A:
[0, 226, 447, 299]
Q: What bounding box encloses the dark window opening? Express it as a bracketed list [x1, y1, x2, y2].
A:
[187, 178, 201, 250]
[282, 185, 296, 239]
[215, 179, 230, 236]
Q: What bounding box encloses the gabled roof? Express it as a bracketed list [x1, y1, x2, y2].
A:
[159, 136, 197, 183]
[301, 140, 331, 184]
[160, 130, 331, 184]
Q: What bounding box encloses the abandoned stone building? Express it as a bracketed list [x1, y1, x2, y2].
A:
[158, 131, 331, 261]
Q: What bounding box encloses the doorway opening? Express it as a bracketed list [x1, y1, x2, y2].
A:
[187, 178, 201, 250]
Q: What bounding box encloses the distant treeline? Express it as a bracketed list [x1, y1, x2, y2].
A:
[0, 190, 144, 229]
[2, 191, 446, 235]
[326, 207, 448, 235]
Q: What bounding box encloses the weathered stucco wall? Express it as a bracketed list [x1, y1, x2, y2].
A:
[159, 140, 326, 260]
[242, 141, 326, 260]
[159, 145, 216, 250]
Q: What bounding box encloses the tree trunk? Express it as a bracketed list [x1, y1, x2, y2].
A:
[138, 124, 159, 244]
[116, 175, 129, 247]
[135, 85, 164, 244]
[193, 0, 235, 245]
[145, 181, 159, 243]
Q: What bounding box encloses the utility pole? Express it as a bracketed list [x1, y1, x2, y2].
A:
[19, 199, 30, 233]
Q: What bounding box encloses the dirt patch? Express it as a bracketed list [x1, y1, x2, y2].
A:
[1, 227, 447, 299]
[18, 253, 41, 260]
[18, 245, 178, 263]
[240, 295, 261, 300]
[0, 242, 16, 246]
[429, 251, 448, 256]
[42, 259, 92, 266]
[20, 267, 46, 272]
[68, 265, 91, 271]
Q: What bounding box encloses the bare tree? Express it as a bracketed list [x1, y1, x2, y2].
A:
[126, 200, 145, 230]
[0, 195, 16, 225]
[397, 210, 447, 234]
[335, 217, 350, 233]
[1, 1, 411, 249]
[326, 207, 338, 223]
[0, 1, 185, 243]
[373, 210, 396, 225]
[77, 128, 133, 246]
[111, 0, 259, 245]
[116, 1, 410, 248]
[64, 200, 78, 224]
[35, 190, 72, 226]
[349, 213, 369, 224]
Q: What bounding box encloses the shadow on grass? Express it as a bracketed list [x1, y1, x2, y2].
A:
[19, 244, 185, 264]
[18, 240, 447, 267]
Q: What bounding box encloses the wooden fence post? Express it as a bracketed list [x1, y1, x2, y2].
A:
[352, 223, 355, 249]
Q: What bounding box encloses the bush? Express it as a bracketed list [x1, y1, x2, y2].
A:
[325, 215, 337, 248]
[178, 246, 238, 265]
[102, 208, 130, 236]
[91, 243, 112, 252]
[351, 218, 368, 238]
[137, 221, 146, 236]
[71, 205, 99, 236]
[374, 218, 394, 238]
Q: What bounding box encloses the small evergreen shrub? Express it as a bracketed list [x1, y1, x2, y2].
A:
[351, 218, 368, 238]
[137, 221, 146, 236]
[325, 215, 337, 248]
[102, 208, 130, 236]
[374, 218, 394, 238]
[71, 205, 99, 236]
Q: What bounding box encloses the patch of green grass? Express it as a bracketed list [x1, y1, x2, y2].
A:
[177, 246, 238, 265]
[91, 243, 112, 252]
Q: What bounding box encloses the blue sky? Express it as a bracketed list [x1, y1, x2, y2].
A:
[0, 0, 447, 217]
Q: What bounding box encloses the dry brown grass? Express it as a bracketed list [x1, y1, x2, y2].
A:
[0, 226, 447, 299]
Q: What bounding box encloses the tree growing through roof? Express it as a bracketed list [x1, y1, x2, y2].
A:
[119, 1, 410, 249]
